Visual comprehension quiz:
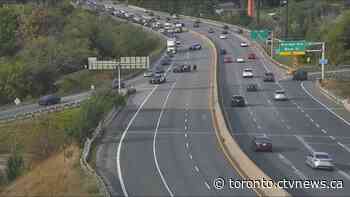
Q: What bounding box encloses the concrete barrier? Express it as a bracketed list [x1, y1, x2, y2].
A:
[190, 30, 290, 197]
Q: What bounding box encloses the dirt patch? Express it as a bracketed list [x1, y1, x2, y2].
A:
[1, 144, 101, 197]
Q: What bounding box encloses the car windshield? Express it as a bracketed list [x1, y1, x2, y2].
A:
[244, 69, 252, 72]
[276, 90, 285, 94]
[315, 154, 330, 159]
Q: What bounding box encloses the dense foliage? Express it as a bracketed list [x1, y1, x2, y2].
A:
[0, 0, 161, 104]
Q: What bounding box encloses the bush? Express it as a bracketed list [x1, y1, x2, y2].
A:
[68, 89, 126, 143]
[6, 152, 24, 182]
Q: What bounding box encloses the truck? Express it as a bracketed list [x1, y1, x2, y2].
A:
[167, 39, 176, 54]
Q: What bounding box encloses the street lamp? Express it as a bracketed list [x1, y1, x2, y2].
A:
[280, 0, 288, 40]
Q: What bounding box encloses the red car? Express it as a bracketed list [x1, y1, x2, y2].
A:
[224, 56, 233, 63]
[248, 53, 256, 59]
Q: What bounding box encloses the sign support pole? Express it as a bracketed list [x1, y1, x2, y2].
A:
[118, 64, 121, 94]
[321, 42, 325, 80]
[271, 31, 274, 58]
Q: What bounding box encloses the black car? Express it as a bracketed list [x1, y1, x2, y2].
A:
[247, 83, 258, 92]
[293, 69, 308, 81]
[155, 68, 165, 74]
[189, 43, 202, 50]
[231, 95, 246, 107]
[252, 136, 272, 152]
[173, 64, 191, 73]
[263, 72, 275, 82]
[220, 48, 227, 55]
[112, 79, 126, 89]
[222, 30, 228, 35]
[38, 95, 61, 106]
[208, 28, 214, 33]
[149, 75, 166, 84]
[223, 25, 229, 30]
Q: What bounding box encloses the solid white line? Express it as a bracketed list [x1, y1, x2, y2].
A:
[305, 114, 310, 118]
[185, 125, 188, 130]
[186, 142, 189, 149]
[194, 165, 200, 172]
[315, 123, 320, 128]
[153, 82, 177, 197]
[301, 82, 350, 127]
[337, 170, 350, 181]
[117, 86, 158, 197]
[189, 154, 193, 160]
[278, 153, 306, 179]
[185, 119, 188, 123]
[204, 182, 211, 190]
[185, 133, 188, 138]
[337, 142, 350, 153]
[295, 135, 315, 153]
[329, 136, 336, 140]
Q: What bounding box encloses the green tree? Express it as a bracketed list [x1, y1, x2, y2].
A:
[0, 7, 19, 56]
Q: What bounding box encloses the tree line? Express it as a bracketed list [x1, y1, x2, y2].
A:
[0, 0, 161, 104]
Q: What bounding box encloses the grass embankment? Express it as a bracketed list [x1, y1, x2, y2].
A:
[0, 109, 102, 196]
[1, 144, 101, 197]
[0, 89, 125, 196]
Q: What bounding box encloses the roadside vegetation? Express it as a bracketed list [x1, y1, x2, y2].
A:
[0, 89, 125, 195]
[0, 0, 162, 105]
[0, 0, 163, 195]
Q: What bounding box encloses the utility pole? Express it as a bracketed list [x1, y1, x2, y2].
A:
[257, 0, 261, 27]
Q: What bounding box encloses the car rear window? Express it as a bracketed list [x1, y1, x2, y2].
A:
[316, 154, 330, 159]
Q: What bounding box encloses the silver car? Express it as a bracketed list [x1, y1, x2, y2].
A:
[306, 152, 334, 170]
[274, 90, 288, 101]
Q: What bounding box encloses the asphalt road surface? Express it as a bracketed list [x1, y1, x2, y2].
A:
[95, 4, 254, 197]
[197, 20, 350, 197]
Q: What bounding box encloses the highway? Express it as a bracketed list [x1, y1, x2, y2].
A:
[193, 18, 350, 197]
[3, 1, 350, 196]
[94, 3, 254, 197]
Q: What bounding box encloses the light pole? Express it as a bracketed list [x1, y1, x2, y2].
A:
[281, 0, 288, 40]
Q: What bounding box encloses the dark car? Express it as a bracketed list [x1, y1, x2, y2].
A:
[231, 95, 246, 107]
[223, 25, 229, 30]
[155, 68, 165, 74]
[248, 53, 256, 59]
[189, 43, 202, 50]
[263, 72, 275, 82]
[220, 48, 227, 55]
[247, 83, 258, 92]
[222, 30, 228, 35]
[193, 23, 199, 28]
[38, 95, 61, 106]
[293, 69, 308, 81]
[149, 75, 166, 84]
[112, 79, 126, 89]
[173, 64, 191, 73]
[161, 58, 171, 66]
[208, 28, 215, 33]
[252, 136, 272, 152]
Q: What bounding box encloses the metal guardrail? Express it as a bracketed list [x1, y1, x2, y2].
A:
[80, 107, 121, 197]
[0, 98, 88, 125]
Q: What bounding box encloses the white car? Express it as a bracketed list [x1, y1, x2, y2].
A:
[159, 28, 165, 33]
[236, 58, 245, 63]
[274, 90, 288, 101]
[240, 42, 248, 47]
[242, 68, 254, 78]
[143, 71, 153, 77]
[306, 152, 334, 170]
[219, 34, 227, 39]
